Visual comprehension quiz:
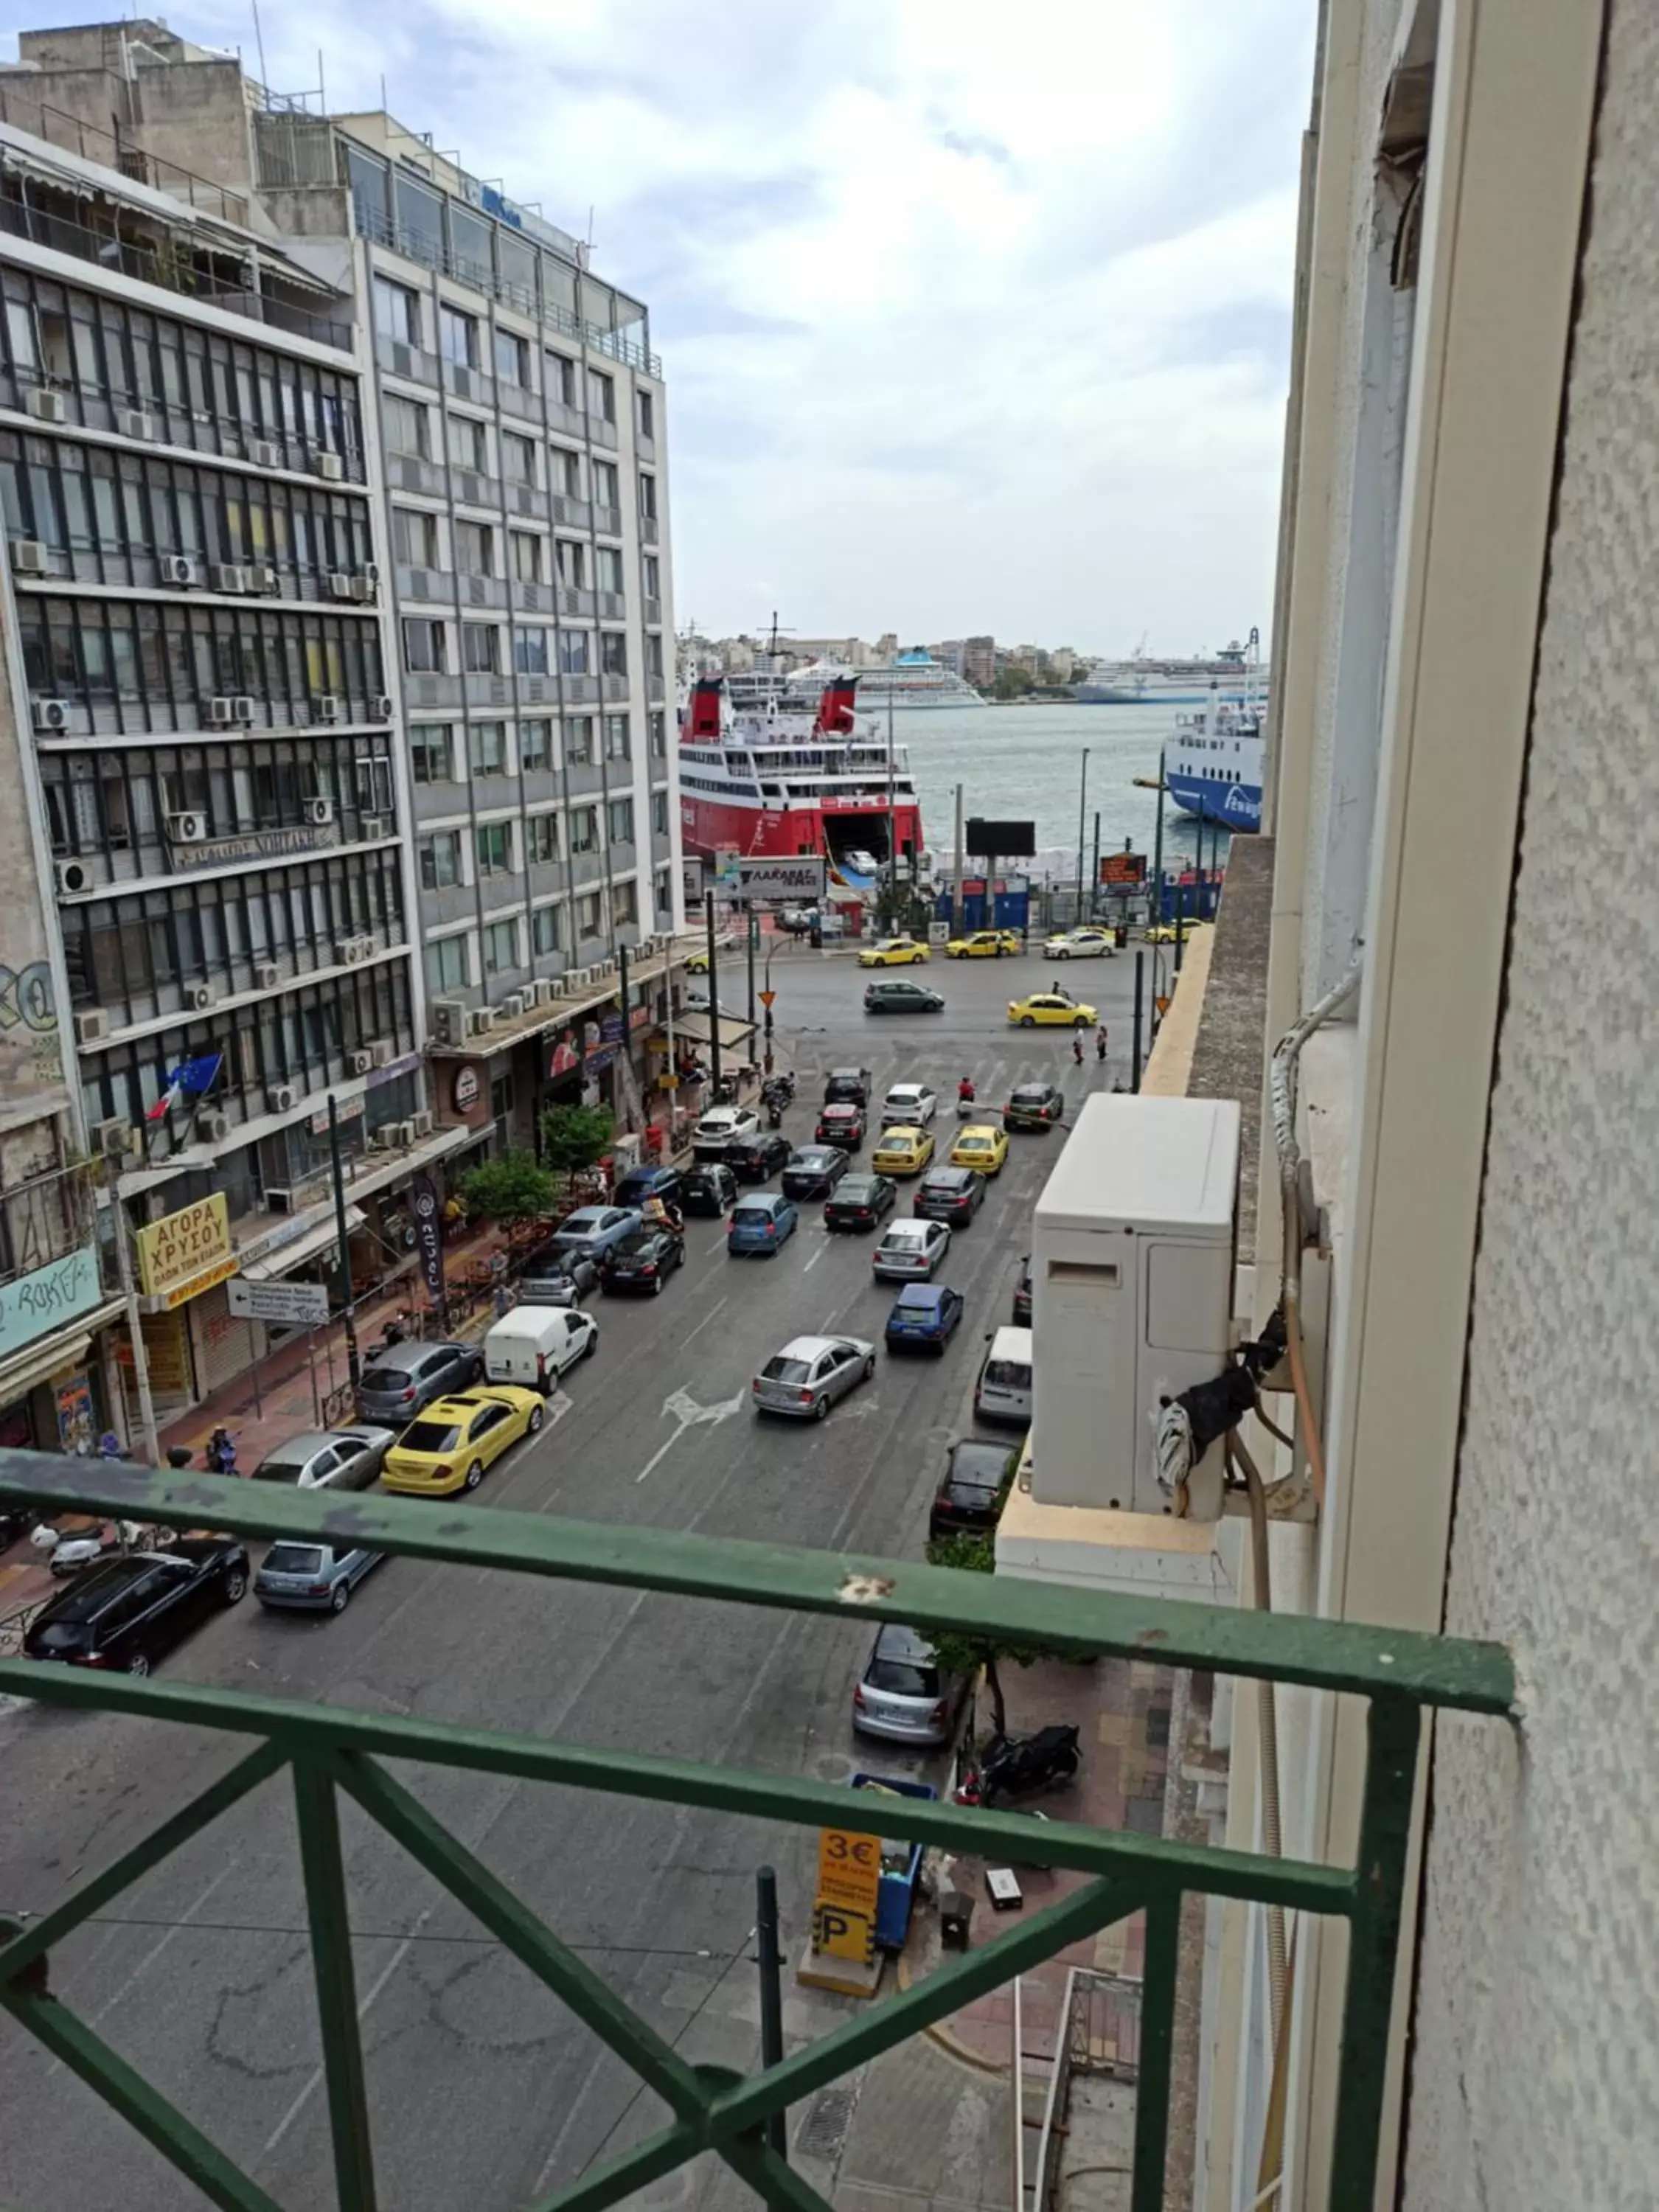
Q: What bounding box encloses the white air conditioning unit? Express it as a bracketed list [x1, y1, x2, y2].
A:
[350, 1048, 374, 1075]
[116, 408, 155, 441]
[207, 697, 236, 726]
[247, 563, 279, 594]
[315, 695, 344, 723]
[196, 1109, 229, 1143]
[369, 1039, 394, 1068]
[265, 1185, 296, 1212]
[10, 538, 49, 575]
[91, 1116, 131, 1157]
[360, 814, 390, 839]
[528, 978, 555, 1007]
[410, 1108, 435, 1138]
[186, 981, 215, 1012]
[361, 561, 381, 586]
[495, 992, 526, 1022]
[566, 965, 591, 990]
[32, 698, 69, 733]
[254, 961, 280, 990]
[74, 1006, 108, 1045]
[328, 572, 355, 600]
[232, 695, 256, 724]
[593, 957, 617, 981]
[305, 796, 335, 826]
[249, 438, 281, 468]
[371, 693, 394, 720]
[465, 1006, 497, 1037]
[335, 936, 372, 966]
[347, 577, 375, 603]
[167, 810, 207, 844]
[265, 1082, 299, 1115]
[214, 563, 248, 594]
[393, 1119, 417, 1147]
[55, 857, 91, 895]
[161, 554, 198, 587]
[430, 998, 468, 1048]
[371, 1126, 402, 1153]
[26, 387, 65, 424]
[317, 452, 346, 482]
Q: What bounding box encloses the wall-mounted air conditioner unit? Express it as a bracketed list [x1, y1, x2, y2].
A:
[410, 1108, 435, 1138]
[316, 453, 345, 482]
[116, 408, 155, 441]
[232, 695, 256, 724]
[196, 1110, 229, 1143]
[247, 563, 279, 594]
[167, 810, 207, 844]
[91, 1116, 130, 1156]
[361, 562, 381, 586]
[371, 1126, 402, 1153]
[315, 695, 344, 723]
[26, 387, 65, 424]
[249, 438, 280, 468]
[465, 1006, 496, 1037]
[160, 554, 198, 587]
[496, 993, 526, 1022]
[74, 1007, 108, 1045]
[32, 698, 69, 732]
[265, 1185, 296, 1212]
[254, 961, 280, 990]
[335, 936, 372, 966]
[393, 1119, 417, 1147]
[265, 1082, 299, 1115]
[328, 572, 355, 600]
[371, 694, 394, 720]
[213, 563, 248, 594]
[360, 815, 390, 839]
[369, 1039, 394, 1068]
[347, 577, 375, 603]
[305, 796, 335, 826]
[430, 998, 468, 1048]
[55, 858, 91, 895]
[11, 539, 49, 575]
[186, 981, 215, 1012]
[207, 697, 236, 726]
[350, 1048, 374, 1075]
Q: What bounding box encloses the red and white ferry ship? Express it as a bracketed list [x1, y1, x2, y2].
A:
[679, 672, 925, 894]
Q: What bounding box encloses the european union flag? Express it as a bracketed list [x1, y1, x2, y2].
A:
[175, 1052, 224, 1097]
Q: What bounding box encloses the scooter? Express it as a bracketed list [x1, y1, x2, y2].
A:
[955, 1094, 979, 1119]
[31, 1519, 143, 1576]
[204, 1427, 237, 1476]
[953, 1724, 1082, 1809]
[765, 1100, 785, 1130]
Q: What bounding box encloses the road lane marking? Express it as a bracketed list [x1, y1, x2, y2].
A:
[801, 1246, 822, 1274]
[635, 1385, 747, 1483]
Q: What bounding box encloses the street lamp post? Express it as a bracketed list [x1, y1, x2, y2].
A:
[1075, 748, 1090, 928]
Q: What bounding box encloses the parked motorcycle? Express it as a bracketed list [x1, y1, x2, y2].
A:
[761, 1072, 796, 1107]
[765, 1101, 785, 1130]
[953, 1724, 1082, 1808]
[30, 1519, 143, 1576]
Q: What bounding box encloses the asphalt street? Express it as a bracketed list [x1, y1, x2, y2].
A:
[0, 939, 1141, 2212]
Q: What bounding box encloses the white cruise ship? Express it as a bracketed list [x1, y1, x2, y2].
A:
[796, 648, 985, 712]
[1077, 635, 1266, 705]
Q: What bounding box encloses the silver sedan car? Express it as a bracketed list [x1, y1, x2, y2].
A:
[248, 1428, 392, 1492]
[753, 1335, 877, 1422]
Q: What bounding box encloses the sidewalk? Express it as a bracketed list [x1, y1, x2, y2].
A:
[899, 1655, 1172, 2072]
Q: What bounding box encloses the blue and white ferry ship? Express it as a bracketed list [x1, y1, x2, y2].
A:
[1164, 687, 1265, 830]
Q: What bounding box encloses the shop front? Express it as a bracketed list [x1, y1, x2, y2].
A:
[0, 1240, 122, 1455]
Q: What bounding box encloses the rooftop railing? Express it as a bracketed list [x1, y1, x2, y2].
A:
[0, 1453, 1514, 2212]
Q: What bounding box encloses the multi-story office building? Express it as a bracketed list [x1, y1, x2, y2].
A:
[7, 15, 686, 1222]
[961, 635, 995, 687]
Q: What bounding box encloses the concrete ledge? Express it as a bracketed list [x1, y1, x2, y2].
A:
[996, 1484, 1242, 1605]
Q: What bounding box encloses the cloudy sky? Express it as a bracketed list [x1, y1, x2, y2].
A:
[18, 1, 1315, 654]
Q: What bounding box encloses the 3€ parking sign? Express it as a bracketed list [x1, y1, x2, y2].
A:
[813, 1826, 880, 1962]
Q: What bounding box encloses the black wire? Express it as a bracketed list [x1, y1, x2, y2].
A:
[0, 1907, 736, 1960]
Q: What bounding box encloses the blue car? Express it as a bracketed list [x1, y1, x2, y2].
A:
[728, 1194, 799, 1255]
[883, 1282, 964, 1354]
[254, 1540, 384, 1615]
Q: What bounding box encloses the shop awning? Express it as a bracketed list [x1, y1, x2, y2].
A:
[239, 1206, 366, 1282]
[0, 1301, 123, 1406]
[658, 1010, 757, 1051]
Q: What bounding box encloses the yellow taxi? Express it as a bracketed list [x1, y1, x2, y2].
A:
[1007, 991, 1098, 1029]
[684, 949, 711, 972]
[382, 1386, 545, 1497]
[871, 1125, 936, 1177]
[1145, 919, 1208, 945]
[858, 936, 931, 967]
[949, 1124, 1009, 1176]
[945, 928, 1020, 959]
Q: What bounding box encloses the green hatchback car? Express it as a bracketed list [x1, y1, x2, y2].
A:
[864, 980, 946, 1015]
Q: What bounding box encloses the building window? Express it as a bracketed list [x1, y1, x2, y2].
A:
[403, 619, 447, 673]
[483, 917, 518, 975]
[373, 277, 419, 345]
[566, 714, 594, 762]
[560, 630, 591, 678]
[520, 718, 552, 771]
[383, 394, 429, 458]
[531, 902, 563, 956]
[604, 712, 630, 759]
[454, 520, 493, 575]
[512, 626, 550, 676]
[655, 866, 673, 919]
[576, 891, 603, 938]
[607, 797, 634, 845]
[545, 352, 576, 406]
[393, 507, 440, 568]
[420, 830, 462, 889]
[571, 807, 597, 853]
[596, 545, 624, 594]
[439, 306, 479, 368]
[475, 819, 512, 876]
[586, 367, 616, 422]
[511, 531, 543, 583]
[600, 632, 627, 678]
[526, 812, 560, 865]
[410, 725, 454, 783]
[552, 448, 582, 498]
[643, 554, 660, 599]
[469, 720, 509, 777]
[637, 389, 655, 439]
[493, 329, 529, 386]
[450, 415, 489, 473]
[462, 623, 501, 675]
[502, 432, 537, 487]
[649, 710, 667, 757]
[639, 472, 657, 521]
[645, 633, 664, 678]
[613, 879, 638, 928]
[426, 932, 470, 993]
[592, 459, 619, 508]
[652, 790, 669, 835]
[555, 537, 586, 587]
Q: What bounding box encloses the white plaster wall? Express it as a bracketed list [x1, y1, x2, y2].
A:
[1403, 5, 1659, 2205]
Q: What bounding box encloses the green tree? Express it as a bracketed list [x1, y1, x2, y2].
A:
[456, 1147, 557, 1227]
[538, 1101, 614, 1178]
[924, 1526, 1069, 1739]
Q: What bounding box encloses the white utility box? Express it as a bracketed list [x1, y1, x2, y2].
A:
[1030, 1094, 1239, 1515]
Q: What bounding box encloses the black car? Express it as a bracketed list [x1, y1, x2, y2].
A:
[865, 981, 946, 1015]
[913, 1166, 985, 1225]
[1012, 1253, 1033, 1325]
[1004, 1082, 1066, 1132]
[814, 1102, 866, 1151]
[824, 1066, 873, 1107]
[824, 1173, 898, 1232]
[727, 1130, 793, 1183]
[782, 1145, 850, 1200]
[928, 1440, 1018, 1542]
[23, 1537, 250, 1677]
[601, 1226, 686, 1295]
[681, 1163, 738, 1217]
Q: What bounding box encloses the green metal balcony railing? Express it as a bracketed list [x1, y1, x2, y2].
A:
[0, 1452, 1514, 2212]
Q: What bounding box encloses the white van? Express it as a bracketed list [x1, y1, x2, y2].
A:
[483, 1305, 597, 1394]
[974, 1324, 1034, 1427]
